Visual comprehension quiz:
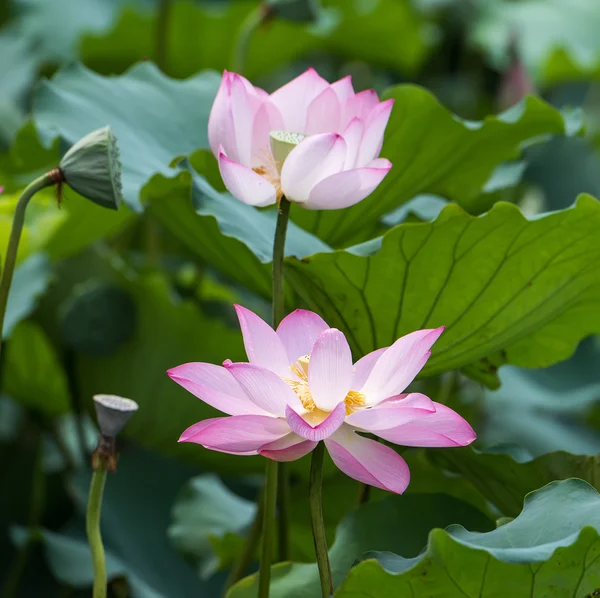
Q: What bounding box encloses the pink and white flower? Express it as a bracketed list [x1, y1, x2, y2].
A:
[207, 68, 393, 210]
[168, 307, 475, 494]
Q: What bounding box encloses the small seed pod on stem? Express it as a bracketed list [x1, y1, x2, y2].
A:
[87, 394, 138, 598]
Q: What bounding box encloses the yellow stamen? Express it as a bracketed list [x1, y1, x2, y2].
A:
[344, 390, 366, 415]
[285, 354, 365, 417]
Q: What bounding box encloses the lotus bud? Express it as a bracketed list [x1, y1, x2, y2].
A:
[498, 36, 534, 110]
[265, 0, 321, 23]
[59, 126, 123, 210]
[269, 131, 305, 172]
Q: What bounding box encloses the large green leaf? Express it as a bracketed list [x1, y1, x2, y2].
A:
[32, 62, 328, 296]
[472, 0, 600, 85]
[3, 320, 71, 417]
[336, 479, 600, 597]
[228, 493, 492, 597]
[434, 446, 600, 517]
[81, 0, 432, 79]
[291, 88, 580, 246]
[286, 195, 600, 378]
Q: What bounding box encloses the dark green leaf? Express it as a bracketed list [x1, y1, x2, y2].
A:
[3, 320, 71, 417]
[228, 493, 492, 597]
[287, 195, 600, 378]
[336, 479, 600, 597]
[292, 89, 580, 246]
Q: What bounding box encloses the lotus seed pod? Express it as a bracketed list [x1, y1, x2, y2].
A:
[93, 394, 138, 437]
[269, 130, 306, 172]
[59, 126, 123, 210]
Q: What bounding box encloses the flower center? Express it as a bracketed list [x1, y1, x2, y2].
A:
[284, 354, 367, 417]
[269, 131, 305, 171]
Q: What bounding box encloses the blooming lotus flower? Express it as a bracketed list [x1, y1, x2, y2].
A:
[168, 307, 475, 494]
[208, 68, 393, 210]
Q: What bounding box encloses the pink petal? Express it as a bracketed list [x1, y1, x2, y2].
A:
[352, 347, 388, 390]
[280, 133, 346, 205]
[351, 89, 380, 120]
[270, 67, 329, 133]
[250, 101, 284, 169]
[325, 425, 410, 494]
[305, 87, 341, 135]
[208, 72, 239, 161]
[342, 118, 364, 170]
[361, 327, 445, 405]
[179, 418, 222, 442]
[228, 74, 260, 167]
[308, 329, 353, 411]
[218, 148, 277, 207]
[179, 414, 291, 453]
[303, 159, 392, 210]
[345, 393, 436, 431]
[285, 401, 346, 441]
[225, 362, 303, 416]
[276, 309, 330, 363]
[234, 305, 291, 376]
[357, 99, 394, 166]
[331, 75, 354, 104]
[376, 402, 477, 448]
[167, 363, 268, 416]
[259, 433, 317, 461]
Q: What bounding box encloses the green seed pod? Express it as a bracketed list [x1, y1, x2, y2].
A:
[269, 130, 305, 172]
[266, 0, 321, 23]
[59, 126, 123, 210]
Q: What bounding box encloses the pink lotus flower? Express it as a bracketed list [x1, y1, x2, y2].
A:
[168, 307, 475, 494]
[208, 68, 393, 210]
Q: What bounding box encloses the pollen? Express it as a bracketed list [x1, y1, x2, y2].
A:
[285, 355, 314, 411]
[252, 150, 283, 202]
[344, 390, 366, 415]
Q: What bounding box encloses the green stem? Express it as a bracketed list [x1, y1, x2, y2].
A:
[156, 0, 172, 72]
[272, 197, 291, 565]
[86, 466, 108, 598]
[356, 482, 371, 507]
[0, 173, 56, 353]
[224, 492, 264, 592]
[258, 459, 278, 598]
[257, 198, 292, 595]
[310, 442, 334, 598]
[232, 6, 262, 74]
[277, 462, 291, 561]
[1, 429, 46, 598]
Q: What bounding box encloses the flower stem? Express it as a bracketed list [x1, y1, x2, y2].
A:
[232, 5, 263, 74]
[86, 466, 108, 598]
[258, 459, 278, 598]
[257, 197, 292, 594]
[0, 172, 57, 352]
[310, 442, 334, 598]
[156, 0, 172, 73]
[272, 196, 292, 566]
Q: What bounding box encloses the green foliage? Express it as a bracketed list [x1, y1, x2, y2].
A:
[3, 320, 71, 417]
[336, 479, 600, 597]
[229, 492, 492, 597]
[2, 1, 600, 596]
[287, 195, 600, 381]
[293, 89, 581, 246]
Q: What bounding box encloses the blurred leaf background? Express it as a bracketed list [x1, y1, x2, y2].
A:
[2, 0, 600, 596]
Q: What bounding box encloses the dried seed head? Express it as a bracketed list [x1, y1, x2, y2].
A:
[93, 394, 138, 437]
